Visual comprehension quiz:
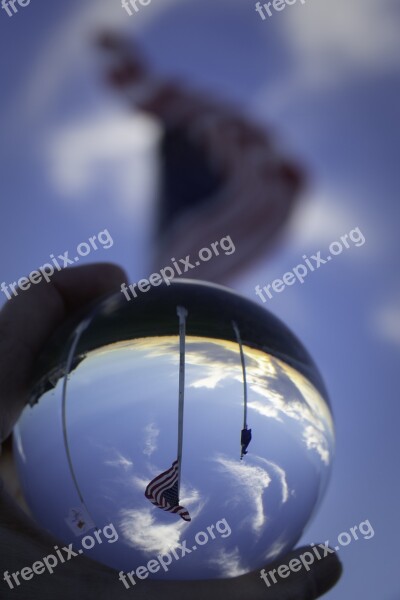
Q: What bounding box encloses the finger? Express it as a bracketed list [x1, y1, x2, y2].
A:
[141, 545, 342, 600]
[0, 486, 127, 600]
[235, 545, 342, 600]
[0, 263, 127, 442]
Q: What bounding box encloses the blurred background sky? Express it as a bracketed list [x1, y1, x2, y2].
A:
[1, 0, 399, 597]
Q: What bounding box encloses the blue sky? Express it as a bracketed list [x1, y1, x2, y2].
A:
[15, 337, 333, 578]
[1, 0, 400, 597]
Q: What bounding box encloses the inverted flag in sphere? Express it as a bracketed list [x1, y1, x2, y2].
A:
[145, 460, 191, 522]
[241, 427, 252, 459]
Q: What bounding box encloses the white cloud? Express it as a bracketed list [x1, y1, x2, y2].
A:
[105, 450, 134, 470]
[264, 532, 292, 561]
[276, 190, 376, 264]
[119, 508, 185, 555]
[208, 546, 248, 578]
[118, 483, 203, 555]
[143, 422, 160, 457]
[261, 459, 290, 504]
[247, 360, 334, 466]
[256, 0, 400, 114]
[285, 0, 400, 78]
[247, 399, 283, 422]
[372, 301, 400, 346]
[302, 425, 330, 465]
[46, 110, 161, 216]
[286, 192, 359, 249]
[214, 455, 271, 536]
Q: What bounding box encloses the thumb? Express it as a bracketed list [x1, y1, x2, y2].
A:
[148, 544, 343, 600]
[256, 544, 342, 599]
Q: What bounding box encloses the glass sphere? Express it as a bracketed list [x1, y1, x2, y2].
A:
[13, 279, 334, 580]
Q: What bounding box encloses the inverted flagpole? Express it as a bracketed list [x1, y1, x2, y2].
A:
[232, 321, 248, 429]
[61, 317, 97, 530]
[143, 306, 191, 521]
[176, 306, 188, 497]
[232, 320, 252, 459]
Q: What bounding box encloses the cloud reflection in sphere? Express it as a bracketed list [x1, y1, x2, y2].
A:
[13, 280, 334, 580]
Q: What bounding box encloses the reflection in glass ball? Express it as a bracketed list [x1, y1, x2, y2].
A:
[14, 280, 334, 580]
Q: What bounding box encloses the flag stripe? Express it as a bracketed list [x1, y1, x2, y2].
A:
[145, 460, 191, 522]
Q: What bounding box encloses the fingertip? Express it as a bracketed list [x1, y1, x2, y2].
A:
[256, 545, 342, 599]
[287, 545, 343, 599]
[312, 549, 343, 597]
[51, 262, 128, 311]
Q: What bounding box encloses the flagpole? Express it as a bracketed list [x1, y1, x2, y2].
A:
[176, 306, 188, 498]
[232, 321, 248, 430]
[61, 317, 98, 530]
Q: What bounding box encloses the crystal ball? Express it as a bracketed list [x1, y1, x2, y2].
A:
[13, 279, 334, 580]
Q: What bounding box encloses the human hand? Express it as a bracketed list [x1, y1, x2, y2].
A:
[0, 264, 341, 599]
[0, 264, 131, 599]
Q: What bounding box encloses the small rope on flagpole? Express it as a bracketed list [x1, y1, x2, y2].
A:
[61, 317, 98, 530]
[232, 321, 248, 430]
[176, 306, 188, 498]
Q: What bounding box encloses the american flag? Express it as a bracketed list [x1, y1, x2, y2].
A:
[145, 460, 191, 522]
[98, 33, 303, 285]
